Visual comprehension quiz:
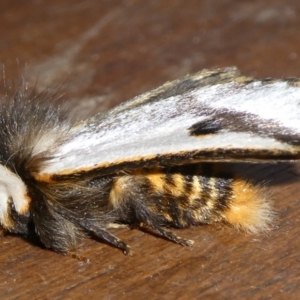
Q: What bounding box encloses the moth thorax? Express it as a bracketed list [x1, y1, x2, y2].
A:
[0, 164, 31, 229]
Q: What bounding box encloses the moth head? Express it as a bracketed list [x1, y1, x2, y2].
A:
[0, 164, 31, 233]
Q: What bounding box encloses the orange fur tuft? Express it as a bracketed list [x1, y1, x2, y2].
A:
[109, 177, 130, 208]
[223, 179, 274, 233]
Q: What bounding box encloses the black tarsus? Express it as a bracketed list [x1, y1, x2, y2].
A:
[144, 220, 194, 246]
[89, 226, 132, 255]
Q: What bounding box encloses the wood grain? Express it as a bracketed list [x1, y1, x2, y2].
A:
[1, 1, 300, 299]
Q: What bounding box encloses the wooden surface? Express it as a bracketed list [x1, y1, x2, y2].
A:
[1, 1, 300, 299]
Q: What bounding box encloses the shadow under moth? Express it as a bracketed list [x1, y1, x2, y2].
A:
[0, 66, 299, 256]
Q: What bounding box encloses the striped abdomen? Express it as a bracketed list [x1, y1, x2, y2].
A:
[109, 166, 273, 242]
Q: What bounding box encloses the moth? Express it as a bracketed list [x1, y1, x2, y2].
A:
[0, 66, 299, 256]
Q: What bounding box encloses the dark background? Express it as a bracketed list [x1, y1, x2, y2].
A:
[0, 1, 300, 299]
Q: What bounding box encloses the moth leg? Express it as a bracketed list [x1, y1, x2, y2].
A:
[90, 226, 132, 255]
[142, 219, 194, 247]
[44, 200, 132, 254]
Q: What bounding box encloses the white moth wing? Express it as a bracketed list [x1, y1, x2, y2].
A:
[38, 67, 300, 178]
